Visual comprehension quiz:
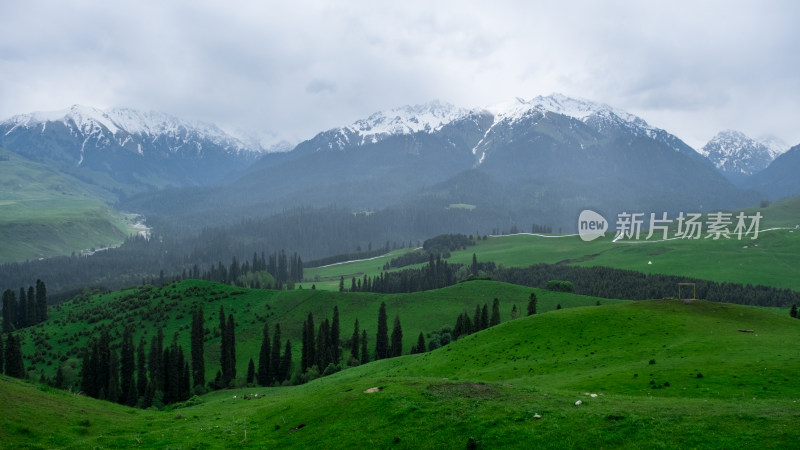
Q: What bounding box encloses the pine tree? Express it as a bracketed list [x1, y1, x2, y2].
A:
[390, 315, 403, 357]
[339, 276, 345, 292]
[137, 338, 148, 398]
[302, 313, 315, 372]
[246, 358, 255, 385]
[511, 304, 519, 320]
[107, 349, 121, 403]
[149, 328, 164, 393]
[55, 364, 65, 389]
[257, 323, 271, 386]
[279, 340, 292, 383]
[271, 323, 282, 383]
[375, 302, 389, 360]
[490, 298, 501, 326]
[225, 314, 236, 383]
[791, 304, 798, 318]
[331, 306, 341, 364]
[35, 280, 47, 323]
[472, 253, 478, 276]
[481, 304, 489, 330]
[5, 334, 25, 378]
[316, 319, 331, 369]
[120, 327, 135, 405]
[191, 308, 205, 388]
[528, 292, 537, 316]
[218, 306, 229, 385]
[350, 319, 360, 363]
[2, 290, 16, 333]
[27, 286, 36, 327]
[18, 288, 27, 328]
[412, 332, 426, 354]
[473, 305, 482, 332]
[360, 329, 369, 364]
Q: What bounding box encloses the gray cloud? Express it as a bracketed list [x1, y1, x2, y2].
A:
[1, 0, 798, 149]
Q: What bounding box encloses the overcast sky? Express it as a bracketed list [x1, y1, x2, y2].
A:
[1, 0, 798, 149]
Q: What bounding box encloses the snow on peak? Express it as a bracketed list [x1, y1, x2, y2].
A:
[342, 100, 471, 142]
[701, 129, 778, 174]
[2, 105, 257, 152]
[484, 93, 650, 129]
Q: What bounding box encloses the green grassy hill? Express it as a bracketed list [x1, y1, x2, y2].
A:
[4, 298, 800, 448]
[0, 147, 140, 263]
[307, 197, 800, 291]
[20, 280, 617, 385]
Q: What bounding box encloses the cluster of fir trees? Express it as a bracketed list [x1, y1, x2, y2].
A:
[78, 327, 193, 408]
[2, 280, 47, 332]
[453, 298, 502, 338]
[345, 254, 467, 294]
[0, 333, 25, 379]
[250, 322, 293, 387]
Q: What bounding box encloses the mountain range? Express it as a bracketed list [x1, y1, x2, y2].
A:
[2, 96, 797, 237]
[0, 105, 264, 196]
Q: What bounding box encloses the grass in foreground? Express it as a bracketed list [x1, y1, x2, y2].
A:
[5, 299, 800, 448]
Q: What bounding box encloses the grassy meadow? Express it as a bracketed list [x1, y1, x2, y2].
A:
[4, 297, 800, 448]
[0, 147, 140, 263]
[307, 197, 800, 291]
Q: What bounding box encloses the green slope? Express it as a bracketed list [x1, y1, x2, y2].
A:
[307, 196, 800, 291]
[0, 147, 140, 263]
[21, 280, 618, 385]
[5, 299, 800, 448]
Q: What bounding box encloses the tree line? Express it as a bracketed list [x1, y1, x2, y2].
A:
[2, 280, 48, 332]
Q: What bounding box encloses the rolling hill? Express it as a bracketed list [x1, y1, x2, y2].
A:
[0, 147, 140, 263]
[4, 294, 800, 448]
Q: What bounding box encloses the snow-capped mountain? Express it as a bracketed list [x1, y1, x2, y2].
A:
[0, 105, 263, 194]
[2, 105, 261, 156]
[699, 130, 783, 181]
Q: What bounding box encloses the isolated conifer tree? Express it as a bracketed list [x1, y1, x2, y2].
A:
[303, 313, 315, 372]
[360, 329, 369, 364]
[191, 308, 205, 388]
[339, 276, 345, 292]
[350, 319, 360, 362]
[490, 298, 501, 326]
[225, 314, 236, 383]
[511, 304, 519, 320]
[556, 304, 562, 310]
[528, 292, 537, 316]
[472, 253, 478, 276]
[376, 302, 389, 360]
[481, 304, 489, 330]
[246, 358, 255, 385]
[331, 306, 341, 364]
[271, 323, 282, 382]
[257, 323, 271, 385]
[35, 280, 47, 323]
[791, 304, 798, 318]
[473, 305, 482, 332]
[279, 340, 292, 383]
[390, 315, 403, 357]
[412, 332, 426, 354]
[137, 338, 148, 398]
